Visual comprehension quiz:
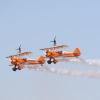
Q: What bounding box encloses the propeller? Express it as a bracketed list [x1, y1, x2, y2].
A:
[50, 36, 57, 46]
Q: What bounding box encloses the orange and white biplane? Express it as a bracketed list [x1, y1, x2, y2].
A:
[7, 45, 46, 71]
[40, 45, 81, 64]
[7, 52, 46, 71]
[40, 36, 81, 64]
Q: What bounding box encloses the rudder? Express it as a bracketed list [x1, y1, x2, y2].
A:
[74, 48, 81, 56]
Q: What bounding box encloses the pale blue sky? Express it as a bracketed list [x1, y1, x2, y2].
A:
[0, 0, 100, 100]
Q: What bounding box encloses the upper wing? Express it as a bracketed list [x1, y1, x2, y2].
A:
[40, 45, 68, 51]
[15, 52, 32, 56]
[7, 51, 32, 58]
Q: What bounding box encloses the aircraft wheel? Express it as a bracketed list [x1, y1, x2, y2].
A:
[53, 61, 57, 64]
[53, 59, 57, 64]
[18, 68, 21, 70]
[12, 67, 17, 71]
[47, 60, 52, 64]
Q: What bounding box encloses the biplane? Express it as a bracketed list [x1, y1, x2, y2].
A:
[40, 36, 81, 64]
[40, 45, 81, 64]
[10, 56, 45, 71]
[7, 53, 46, 71]
[7, 46, 46, 71]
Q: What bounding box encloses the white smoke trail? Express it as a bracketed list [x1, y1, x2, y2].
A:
[26, 65, 100, 78]
[59, 58, 100, 67]
[42, 67, 100, 78]
[24, 57, 100, 78]
[25, 65, 42, 70]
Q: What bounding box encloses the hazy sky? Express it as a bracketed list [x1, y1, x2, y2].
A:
[0, 0, 100, 100]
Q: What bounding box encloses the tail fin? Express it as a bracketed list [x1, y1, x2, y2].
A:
[74, 48, 81, 56]
[38, 56, 45, 64]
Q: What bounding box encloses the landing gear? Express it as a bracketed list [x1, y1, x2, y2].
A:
[18, 67, 21, 70]
[12, 67, 17, 71]
[12, 65, 17, 71]
[47, 60, 52, 64]
[53, 60, 57, 64]
[47, 58, 57, 64]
